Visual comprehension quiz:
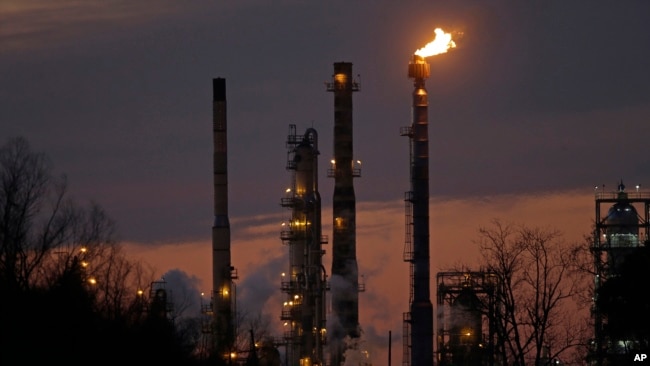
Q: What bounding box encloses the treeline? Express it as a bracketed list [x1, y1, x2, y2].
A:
[0, 137, 204, 365]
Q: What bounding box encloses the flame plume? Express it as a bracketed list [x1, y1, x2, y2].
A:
[415, 28, 456, 57]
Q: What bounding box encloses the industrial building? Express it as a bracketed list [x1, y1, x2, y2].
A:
[280, 125, 328, 366]
[591, 181, 650, 365]
[204, 29, 650, 366]
[436, 271, 497, 366]
[208, 40, 468, 366]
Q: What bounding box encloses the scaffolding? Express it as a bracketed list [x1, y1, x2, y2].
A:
[591, 182, 650, 365]
[280, 125, 328, 366]
[436, 271, 497, 366]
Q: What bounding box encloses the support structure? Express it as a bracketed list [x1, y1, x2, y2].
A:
[280, 125, 328, 366]
[591, 181, 650, 365]
[436, 271, 497, 366]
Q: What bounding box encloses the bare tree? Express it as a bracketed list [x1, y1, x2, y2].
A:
[91, 244, 156, 321]
[0, 136, 78, 292]
[0, 137, 201, 365]
[0, 136, 148, 291]
[0, 137, 159, 319]
[233, 308, 278, 362]
[476, 220, 591, 365]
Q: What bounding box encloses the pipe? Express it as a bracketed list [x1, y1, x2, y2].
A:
[389, 330, 392, 366]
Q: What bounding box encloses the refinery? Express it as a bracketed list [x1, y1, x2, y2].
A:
[195, 30, 649, 366]
[4, 3, 649, 366]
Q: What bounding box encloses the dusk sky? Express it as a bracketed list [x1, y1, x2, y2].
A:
[3, 1, 650, 363]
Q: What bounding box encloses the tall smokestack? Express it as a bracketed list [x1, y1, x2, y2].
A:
[326, 62, 361, 366]
[403, 55, 433, 366]
[212, 78, 237, 358]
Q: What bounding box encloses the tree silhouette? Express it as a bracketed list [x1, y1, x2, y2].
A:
[472, 220, 591, 365]
[0, 137, 200, 365]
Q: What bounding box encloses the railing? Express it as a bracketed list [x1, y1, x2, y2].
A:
[403, 312, 412, 366]
[595, 191, 650, 200]
[325, 81, 360, 92]
[280, 230, 294, 243]
[281, 281, 297, 292]
[281, 197, 298, 207]
[280, 309, 293, 320]
[403, 191, 413, 262]
[327, 167, 362, 178]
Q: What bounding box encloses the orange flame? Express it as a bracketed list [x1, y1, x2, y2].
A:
[415, 28, 456, 57]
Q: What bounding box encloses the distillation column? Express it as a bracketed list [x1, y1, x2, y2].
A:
[280, 125, 328, 366]
[592, 181, 650, 365]
[403, 55, 434, 366]
[212, 78, 238, 359]
[326, 62, 361, 366]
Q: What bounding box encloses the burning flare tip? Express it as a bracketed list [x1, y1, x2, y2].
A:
[414, 28, 456, 58]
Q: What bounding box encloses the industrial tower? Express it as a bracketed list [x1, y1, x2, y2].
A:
[436, 271, 497, 366]
[211, 78, 238, 361]
[401, 55, 434, 366]
[280, 125, 328, 366]
[591, 181, 650, 365]
[326, 62, 362, 366]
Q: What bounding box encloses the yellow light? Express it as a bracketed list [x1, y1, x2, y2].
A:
[80, 247, 87, 253]
[137, 289, 144, 296]
[81, 261, 89, 267]
[331, 159, 335, 164]
[335, 217, 344, 228]
[415, 28, 456, 57]
[88, 278, 97, 285]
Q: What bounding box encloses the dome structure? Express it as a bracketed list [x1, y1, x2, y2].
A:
[604, 201, 639, 236]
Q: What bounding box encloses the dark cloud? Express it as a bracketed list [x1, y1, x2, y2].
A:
[236, 253, 286, 317]
[161, 268, 203, 318]
[2, 1, 649, 244]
